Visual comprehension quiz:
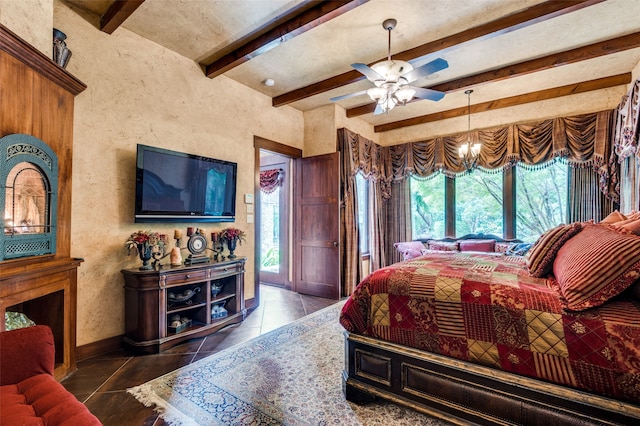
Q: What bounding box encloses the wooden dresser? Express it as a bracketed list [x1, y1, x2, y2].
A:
[121, 258, 246, 353]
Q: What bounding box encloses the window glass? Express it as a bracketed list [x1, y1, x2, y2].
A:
[516, 161, 568, 242]
[410, 174, 445, 239]
[355, 172, 369, 254]
[456, 171, 503, 237]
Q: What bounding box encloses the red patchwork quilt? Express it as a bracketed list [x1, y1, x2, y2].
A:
[339, 252, 640, 403]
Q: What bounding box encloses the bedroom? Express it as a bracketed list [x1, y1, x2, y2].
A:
[1, 0, 640, 424]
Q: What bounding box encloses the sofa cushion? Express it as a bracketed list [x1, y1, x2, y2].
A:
[0, 325, 53, 386]
[1, 374, 101, 426]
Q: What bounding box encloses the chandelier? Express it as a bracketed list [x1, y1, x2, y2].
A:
[366, 19, 417, 114]
[458, 89, 481, 170]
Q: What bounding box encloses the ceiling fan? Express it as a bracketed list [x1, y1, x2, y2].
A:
[331, 18, 448, 115]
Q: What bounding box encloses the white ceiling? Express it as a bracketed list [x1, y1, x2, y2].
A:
[62, 0, 640, 130]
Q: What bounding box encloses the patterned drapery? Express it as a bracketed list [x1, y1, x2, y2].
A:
[614, 79, 640, 212]
[259, 169, 283, 193]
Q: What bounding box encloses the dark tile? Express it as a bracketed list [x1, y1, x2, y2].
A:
[84, 390, 159, 426]
[98, 353, 195, 391]
[67, 285, 334, 424]
[62, 356, 131, 396]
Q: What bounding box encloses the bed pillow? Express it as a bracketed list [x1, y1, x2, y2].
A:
[427, 240, 459, 251]
[553, 224, 640, 311]
[617, 218, 640, 235]
[526, 222, 582, 278]
[393, 241, 426, 261]
[600, 210, 626, 224]
[459, 239, 496, 252]
[494, 242, 514, 254]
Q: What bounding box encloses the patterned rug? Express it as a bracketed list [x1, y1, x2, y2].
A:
[128, 302, 451, 425]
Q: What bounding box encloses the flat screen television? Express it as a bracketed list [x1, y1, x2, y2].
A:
[135, 144, 237, 223]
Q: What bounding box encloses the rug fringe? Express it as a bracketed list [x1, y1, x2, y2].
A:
[127, 384, 199, 426]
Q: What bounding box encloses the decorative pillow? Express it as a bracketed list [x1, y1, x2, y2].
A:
[526, 222, 582, 278]
[553, 224, 640, 311]
[494, 242, 514, 254]
[393, 241, 426, 261]
[427, 241, 459, 251]
[600, 210, 626, 224]
[618, 218, 640, 235]
[505, 243, 532, 256]
[459, 239, 496, 252]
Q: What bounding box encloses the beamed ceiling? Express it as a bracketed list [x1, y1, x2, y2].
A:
[62, 0, 640, 133]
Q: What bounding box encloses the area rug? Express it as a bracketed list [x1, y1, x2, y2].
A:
[128, 301, 451, 425]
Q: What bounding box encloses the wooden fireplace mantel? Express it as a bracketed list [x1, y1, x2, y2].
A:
[0, 257, 83, 380]
[0, 24, 86, 380]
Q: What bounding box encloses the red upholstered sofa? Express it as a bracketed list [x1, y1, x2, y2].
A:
[0, 325, 101, 425]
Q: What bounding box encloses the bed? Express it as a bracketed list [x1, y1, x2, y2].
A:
[340, 222, 640, 425]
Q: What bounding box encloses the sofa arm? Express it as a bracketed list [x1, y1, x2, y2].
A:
[0, 325, 54, 385]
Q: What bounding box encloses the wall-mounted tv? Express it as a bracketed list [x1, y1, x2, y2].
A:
[135, 144, 237, 223]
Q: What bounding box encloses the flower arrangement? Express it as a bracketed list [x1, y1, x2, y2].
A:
[125, 230, 165, 255]
[219, 227, 246, 244]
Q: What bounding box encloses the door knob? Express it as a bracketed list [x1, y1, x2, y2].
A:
[333, 241, 338, 247]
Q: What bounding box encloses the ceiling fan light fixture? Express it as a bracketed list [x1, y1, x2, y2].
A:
[395, 86, 416, 104]
[367, 86, 387, 101]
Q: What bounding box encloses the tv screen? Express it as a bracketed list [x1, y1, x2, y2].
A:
[135, 144, 237, 223]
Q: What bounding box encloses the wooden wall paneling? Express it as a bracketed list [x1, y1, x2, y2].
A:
[0, 25, 86, 380]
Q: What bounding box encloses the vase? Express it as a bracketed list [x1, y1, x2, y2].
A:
[52, 28, 72, 68]
[137, 243, 153, 270]
[226, 238, 237, 259]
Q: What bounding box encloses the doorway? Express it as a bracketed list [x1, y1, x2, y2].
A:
[259, 152, 289, 288]
[252, 136, 302, 310]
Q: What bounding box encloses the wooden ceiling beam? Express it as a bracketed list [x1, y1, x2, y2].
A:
[203, 0, 368, 79]
[272, 0, 604, 107]
[348, 31, 640, 117]
[100, 0, 145, 34]
[373, 73, 631, 133]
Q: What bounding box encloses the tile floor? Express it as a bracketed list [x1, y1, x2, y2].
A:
[61, 285, 338, 426]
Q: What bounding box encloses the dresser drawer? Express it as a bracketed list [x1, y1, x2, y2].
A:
[163, 269, 208, 286]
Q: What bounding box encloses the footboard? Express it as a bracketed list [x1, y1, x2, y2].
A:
[343, 331, 640, 425]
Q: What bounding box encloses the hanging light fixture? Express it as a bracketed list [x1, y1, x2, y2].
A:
[458, 89, 481, 170]
[365, 19, 417, 114]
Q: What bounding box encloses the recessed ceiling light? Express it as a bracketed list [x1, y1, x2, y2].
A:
[262, 78, 275, 87]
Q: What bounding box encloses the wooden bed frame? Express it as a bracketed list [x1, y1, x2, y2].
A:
[343, 331, 640, 425]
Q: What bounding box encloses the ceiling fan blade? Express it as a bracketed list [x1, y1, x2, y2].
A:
[352, 63, 384, 82]
[374, 104, 385, 115]
[413, 87, 445, 102]
[402, 58, 449, 83]
[330, 89, 369, 102]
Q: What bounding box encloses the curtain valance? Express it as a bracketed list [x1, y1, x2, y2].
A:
[340, 110, 617, 201]
[259, 168, 284, 193]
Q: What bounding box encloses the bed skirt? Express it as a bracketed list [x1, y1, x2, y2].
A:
[343, 331, 640, 425]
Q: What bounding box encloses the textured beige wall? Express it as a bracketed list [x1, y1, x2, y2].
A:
[51, 1, 303, 345]
[0, 0, 53, 55]
[303, 104, 378, 157]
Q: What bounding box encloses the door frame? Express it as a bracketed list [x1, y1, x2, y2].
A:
[250, 136, 302, 311]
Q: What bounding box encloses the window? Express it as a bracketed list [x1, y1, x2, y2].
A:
[410, 174, 445, 239]
[516, 161, 568, 241]
[355, 172, 369, 254]
[455, 171, 503, 236]
[409, 161, 568, 242]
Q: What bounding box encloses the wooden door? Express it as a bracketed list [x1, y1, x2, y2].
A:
[293, 152, 340, 299]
